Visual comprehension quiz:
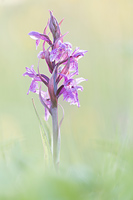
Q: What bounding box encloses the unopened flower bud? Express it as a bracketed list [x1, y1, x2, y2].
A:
[38, 51, 45, 59]
[49, 11, 60, 42]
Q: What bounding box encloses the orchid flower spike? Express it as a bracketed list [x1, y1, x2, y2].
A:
[23, 11, 87, 168]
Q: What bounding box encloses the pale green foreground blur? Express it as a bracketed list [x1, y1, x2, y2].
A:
[0, 0, 133, 199]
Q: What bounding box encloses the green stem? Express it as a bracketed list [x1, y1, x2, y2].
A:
[51, 105, 60, 170]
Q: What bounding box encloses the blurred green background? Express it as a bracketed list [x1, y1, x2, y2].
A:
[0, 0, 133, 199]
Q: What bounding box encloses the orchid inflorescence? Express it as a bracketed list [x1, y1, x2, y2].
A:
[23, 11, 87, 168]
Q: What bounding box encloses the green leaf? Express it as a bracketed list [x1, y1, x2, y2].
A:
[32, 98, 52, 167]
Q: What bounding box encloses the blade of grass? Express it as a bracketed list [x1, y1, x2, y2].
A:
[32, 98, 52, 166]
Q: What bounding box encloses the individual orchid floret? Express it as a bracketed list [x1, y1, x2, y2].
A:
[69, 48, 87, 73]
[55, 47, 87, 77]
[23, 65, 37, 78]
[72, 48, 87, 59]
[59, 73, 87, 107]
[50, 40, 72, 63]
[23, 65, 41, 94]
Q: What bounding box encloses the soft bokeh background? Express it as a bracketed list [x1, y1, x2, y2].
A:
[0, 0, 133, 199]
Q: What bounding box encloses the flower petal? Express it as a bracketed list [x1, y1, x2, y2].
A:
[75, 77, 87, 85]
[28, 31, 52, 45]
[36, 39, 40, 49]
[56, 58, 70, 84]
[23, 65, 36, 78]
[27, 80, 38, 95]
[72, 48, 87, 59]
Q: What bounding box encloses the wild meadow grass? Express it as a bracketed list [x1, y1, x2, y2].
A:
[0, 133, 133, 200]
[0, 0, 133, 199]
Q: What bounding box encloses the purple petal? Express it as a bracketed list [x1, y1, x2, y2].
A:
[69, 58, 79, 75]
[50, 40, 72, 63]
[60, 76, 87, 107]
[50, 48, 58, 62]
[64, 78, 73, 86]
[53, 32, 68, 49]
[36, 39, 40, 49]
[63, 88, 80, 107]
[28, 31, 52, 45]
[27, 80, 38, 95]
[28, 31, 40, 40]
[76, 85, 83, 91]
[72, 48, 87, 59]
[75, 77, 87, 85]
[56, 58, 70, 84]
[23, 65, 37, 78]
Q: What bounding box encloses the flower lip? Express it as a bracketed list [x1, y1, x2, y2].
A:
[23, 65, 37, 78]
[60, 74, 87, 107]
[27, 79, 39, 95]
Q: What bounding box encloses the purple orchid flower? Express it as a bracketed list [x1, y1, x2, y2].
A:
[63, 77, 86, 107]
[50, 40, 72, 63]
[23, 65, 37, 78]
[57, 72, 87, 107]
[23, 65, 41, 94]
[23, 11, 87, 168]
[24, 12, 87, 110]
